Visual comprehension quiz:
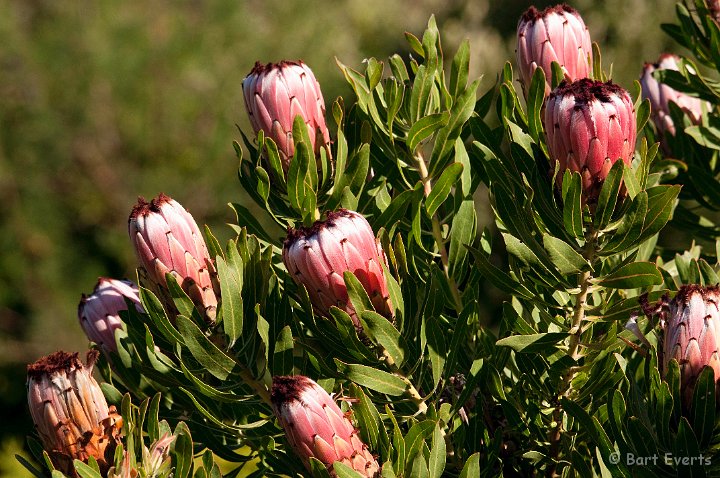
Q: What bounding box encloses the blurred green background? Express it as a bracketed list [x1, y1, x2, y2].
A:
[0, 0, 678, 475]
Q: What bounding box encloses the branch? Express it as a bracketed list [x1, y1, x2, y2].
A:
[415, 151, 465, 314]
[547, 228, 598, 476]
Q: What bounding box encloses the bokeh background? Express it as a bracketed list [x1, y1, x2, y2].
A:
[0, 0, 678, 475]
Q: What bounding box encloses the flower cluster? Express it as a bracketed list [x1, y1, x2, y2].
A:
[516, 4, 637, 208]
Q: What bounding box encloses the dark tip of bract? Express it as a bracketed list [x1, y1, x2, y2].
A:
[129, 193, 173, 221]
[520, 3, 578, 24]
[674, 284, 720, 305]
[550, 78, 628, 104]
[247, 60, 305, 78]
[271, 375, 313, 407]
[27, 350, 98, 379]
[283, 209, 354, 249]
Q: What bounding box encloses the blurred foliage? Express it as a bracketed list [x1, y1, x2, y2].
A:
[0, 0, 679, 476]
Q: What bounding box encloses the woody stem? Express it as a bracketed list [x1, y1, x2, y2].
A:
[381, 349, 428, 414]
[238, 365, 272, 406]
[415, 151, 465, 314]
[547, 228, 598, 476]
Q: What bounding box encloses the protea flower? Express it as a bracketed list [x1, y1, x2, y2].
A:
[27, 350, 122, 477]
[271, 375, 380, 477]
[545, 78, 637, 206]
[242, 60, 332, 174]
[78, 278, 144, 354]
[128, 193, 219, 322]
[516, 4, 592, 97]
[641, 285, 720, 408]
[283, 209, 393, 333]
[640, 54, 708, 144]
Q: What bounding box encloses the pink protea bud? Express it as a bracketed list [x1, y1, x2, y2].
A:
[640, 54, 708, 141]
[516, 4, 592, 97]
[128, 194, 219, 322]
[27, 351, 123, 477]
[282, 209, 393, 333]
[271, 375, 380, 477]
[78, 278, 144, 354]
[545, 78, 637, 206]
[641, 286, 720, 409]
[242, 60, 332, 174]
[708, 0, 720, 23]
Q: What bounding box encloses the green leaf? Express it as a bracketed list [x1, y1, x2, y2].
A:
[428, 423, 446, 478]
[496, 333, 569, 353]
[562, 171, 584, 238]
[410, 65, 433, 122]
[636, 98, 651, 135]
[230, 203, 276, 244]
[467, 245, 535, 301]
[334, 360, 407, 395]
[216, 253, 243, 346]
[375, 189, 414, 230]
[263, 134, 287, 189]
[409, 453, 429, 478]
[448, 199, 476, 281]
[691, 366, 716, 448]
[333, 462, 365, 478]
[350, 383, 387, 455]
[344, 271, 374, 316]
[140, 287, 183, 345]
[388, 407, 406, 475]
[601, 192, 648, 254]
[527, 66, 546, 142]
[430, 80, 480, 173]
[14, 454, 46, 478]
[176, 315, 236, 380]
[164, 273, 198, 322]
[594, 160, 624, 229]
[404, 420, 436, 463]
[425, 315, 447, 386]
[642, 185, 681, 239]
[173, 422, 194, 478]
[310, 458, 333, 478]
[360, 311, 406, 366]
[425, 162, 463, 216]
[542, 234, 589, 275]
[381, 462, 397, 478]
[407, 112, 449, 152]
[674, 418, 705, 476]
[148, 393, 161, 442]
[551, 61, 565, 89]
[449, 39, 470, 99]
[273, 325, 294, 376]
[458, 453, 480, 478]
[455, 138, 473, 197]
[596, 262, 662, 289]
[622, 162, 641, 199]
[72, 461, 102, 478]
